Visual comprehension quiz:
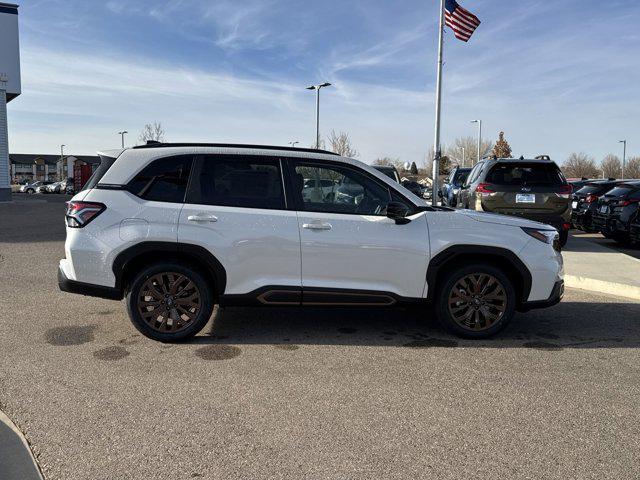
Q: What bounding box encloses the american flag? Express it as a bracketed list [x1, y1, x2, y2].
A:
[444, 0, 481, 42]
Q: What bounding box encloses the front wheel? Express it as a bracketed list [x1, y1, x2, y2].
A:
[126, 262, 214, 342]
[435, 264, 516, 338]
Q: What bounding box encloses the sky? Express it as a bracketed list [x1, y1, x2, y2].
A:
[6, 0, 640, 166]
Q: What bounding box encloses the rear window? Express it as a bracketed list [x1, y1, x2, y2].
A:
[605, 186, 633, 197]
[576, 184, 614, 195]
[485, 163, 565, 186]
[81, 155, 116, 192]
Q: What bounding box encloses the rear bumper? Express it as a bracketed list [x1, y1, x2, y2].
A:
[58, 266, 122, 300]
[519, 280, 564, 311]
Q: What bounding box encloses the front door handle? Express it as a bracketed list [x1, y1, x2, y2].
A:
[187, 214, 218, 223]
[302, 222, 332, 231]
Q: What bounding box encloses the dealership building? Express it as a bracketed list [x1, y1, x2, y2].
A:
[0, 2, 20, 201]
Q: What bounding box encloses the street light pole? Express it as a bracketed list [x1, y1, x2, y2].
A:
[619, 140, 627, 180]
[60, 144, 65, 182]
[118, 131, 128, 149]
[306, 83, 332, 149]
[471, 120, 482, 163]
[461, 147, 466, 167]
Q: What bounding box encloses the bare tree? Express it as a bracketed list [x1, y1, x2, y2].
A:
[444, 136, 493, 166]
[328, 130, 358, 158]
[138, 121, 166, 144]
[424, 148, 452, 178]
[562, 152, 599, 179]
[601, 154, 621, 179]
[625, 157, 640, 179]
[373, 157, 403, 168]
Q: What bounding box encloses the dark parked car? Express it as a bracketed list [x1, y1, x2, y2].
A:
[440, 166, 471, 207]
[567, 178, 593, 191]
[571, 179, 620, 232]
[401, 179, 423, 197]
[591, 181, 640, 243]
[458, 157, 572, 246]
[629, 207, 640, 245]
[373, 165, 401, 183]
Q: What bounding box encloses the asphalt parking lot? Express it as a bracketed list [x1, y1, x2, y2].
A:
[1, 194, 639, 479]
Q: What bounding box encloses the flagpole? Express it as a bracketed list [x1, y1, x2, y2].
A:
[431, 0, 445, 206]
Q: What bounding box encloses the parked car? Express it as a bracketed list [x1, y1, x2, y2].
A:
[629, 206, 640, 245]
[401, 179, 423, 197]
[571, 179, 621, 232]
[373, 165, 401, 183]
[457, 157, 572, 246]
[20, 180, 53, 194]
[567, 178, 593, 191]
[59, 143, 563, 342]
[441, 166, 472, 207]
[302, 178, 337, 202]
[591, 181, 640, 243]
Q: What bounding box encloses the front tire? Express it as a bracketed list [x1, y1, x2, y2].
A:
[126, 262, 214, 342]
[435, 264, 516, 338]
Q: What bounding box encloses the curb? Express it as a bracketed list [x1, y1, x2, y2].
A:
[0, 409, 43, 480]
[565, 275, 640, 302]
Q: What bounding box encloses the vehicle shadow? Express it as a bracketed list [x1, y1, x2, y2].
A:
[192, 300, 640, 349]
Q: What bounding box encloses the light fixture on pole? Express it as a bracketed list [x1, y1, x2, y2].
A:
[619, 140, 627, 180]
[306, 82, 332, 149]
[118, 131, 128, 149]
[289, 141, 299, 148]
[471, 120, 482, 163]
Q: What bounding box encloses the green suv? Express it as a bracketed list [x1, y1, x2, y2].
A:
[457, 157, 572, 246]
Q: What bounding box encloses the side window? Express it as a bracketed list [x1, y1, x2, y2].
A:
[127, 155, 193, 203]
[294, 163, 391, 215]
[188, 155, 285, 210]
[466, 162, 483, 185]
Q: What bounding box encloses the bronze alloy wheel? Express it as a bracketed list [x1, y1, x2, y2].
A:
[137, 272, 202, 333]
[447, 273, 507, 331]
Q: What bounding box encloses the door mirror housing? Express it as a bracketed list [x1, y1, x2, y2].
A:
[386, 201, 411, 225]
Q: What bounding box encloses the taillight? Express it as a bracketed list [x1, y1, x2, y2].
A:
[558, 184, 572, 198]
[65, 201, 106, 228]
[475, 183, 494, 194]
[585, 194, 599, 203]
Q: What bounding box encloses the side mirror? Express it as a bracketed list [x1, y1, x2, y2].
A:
[386, 201, 411, 225]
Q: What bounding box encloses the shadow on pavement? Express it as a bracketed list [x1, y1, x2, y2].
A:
[187, 300, 640, 349]
[0, 197, 67, 243]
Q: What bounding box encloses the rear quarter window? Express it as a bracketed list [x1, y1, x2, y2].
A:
[127, 155, 193, 203]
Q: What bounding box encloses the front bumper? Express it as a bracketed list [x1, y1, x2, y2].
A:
[519, 280, 564, 311]
[58, 266, 122, 300]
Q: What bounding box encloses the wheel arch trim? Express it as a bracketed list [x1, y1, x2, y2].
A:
[112, 241, 227, 296]
[426, 245, 532, 305]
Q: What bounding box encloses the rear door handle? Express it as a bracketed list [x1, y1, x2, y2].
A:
[187, 214, 218, 223]
[302, 222, 332, 231]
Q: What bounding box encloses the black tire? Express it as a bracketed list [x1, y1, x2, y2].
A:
[559, 230, 568, 247]
[126, 262, 214, 342]
[435, 263, 516, 339]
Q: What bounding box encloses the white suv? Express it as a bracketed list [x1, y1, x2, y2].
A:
[58, 143, 564, 342]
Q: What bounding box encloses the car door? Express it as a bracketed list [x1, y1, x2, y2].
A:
[289, 160, 430, 300]
[178, 155, 301, 296]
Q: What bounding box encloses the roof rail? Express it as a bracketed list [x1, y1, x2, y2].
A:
[131, 142, 340, 156]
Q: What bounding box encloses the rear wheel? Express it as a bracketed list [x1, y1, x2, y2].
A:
[126, 262, 214, 342]
[435, 264, 516, 338]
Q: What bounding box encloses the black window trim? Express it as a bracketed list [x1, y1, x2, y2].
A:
[183, 153, 289, 211]
[284, 157, 419, 217]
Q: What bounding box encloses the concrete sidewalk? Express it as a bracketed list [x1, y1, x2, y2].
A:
[563, 233, 640, 301]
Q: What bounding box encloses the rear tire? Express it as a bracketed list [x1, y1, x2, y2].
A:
[126, 262, 214, 342]
[435, 263, 516, 338]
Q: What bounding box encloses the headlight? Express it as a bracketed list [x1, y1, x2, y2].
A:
[521, 227, 559, 249]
